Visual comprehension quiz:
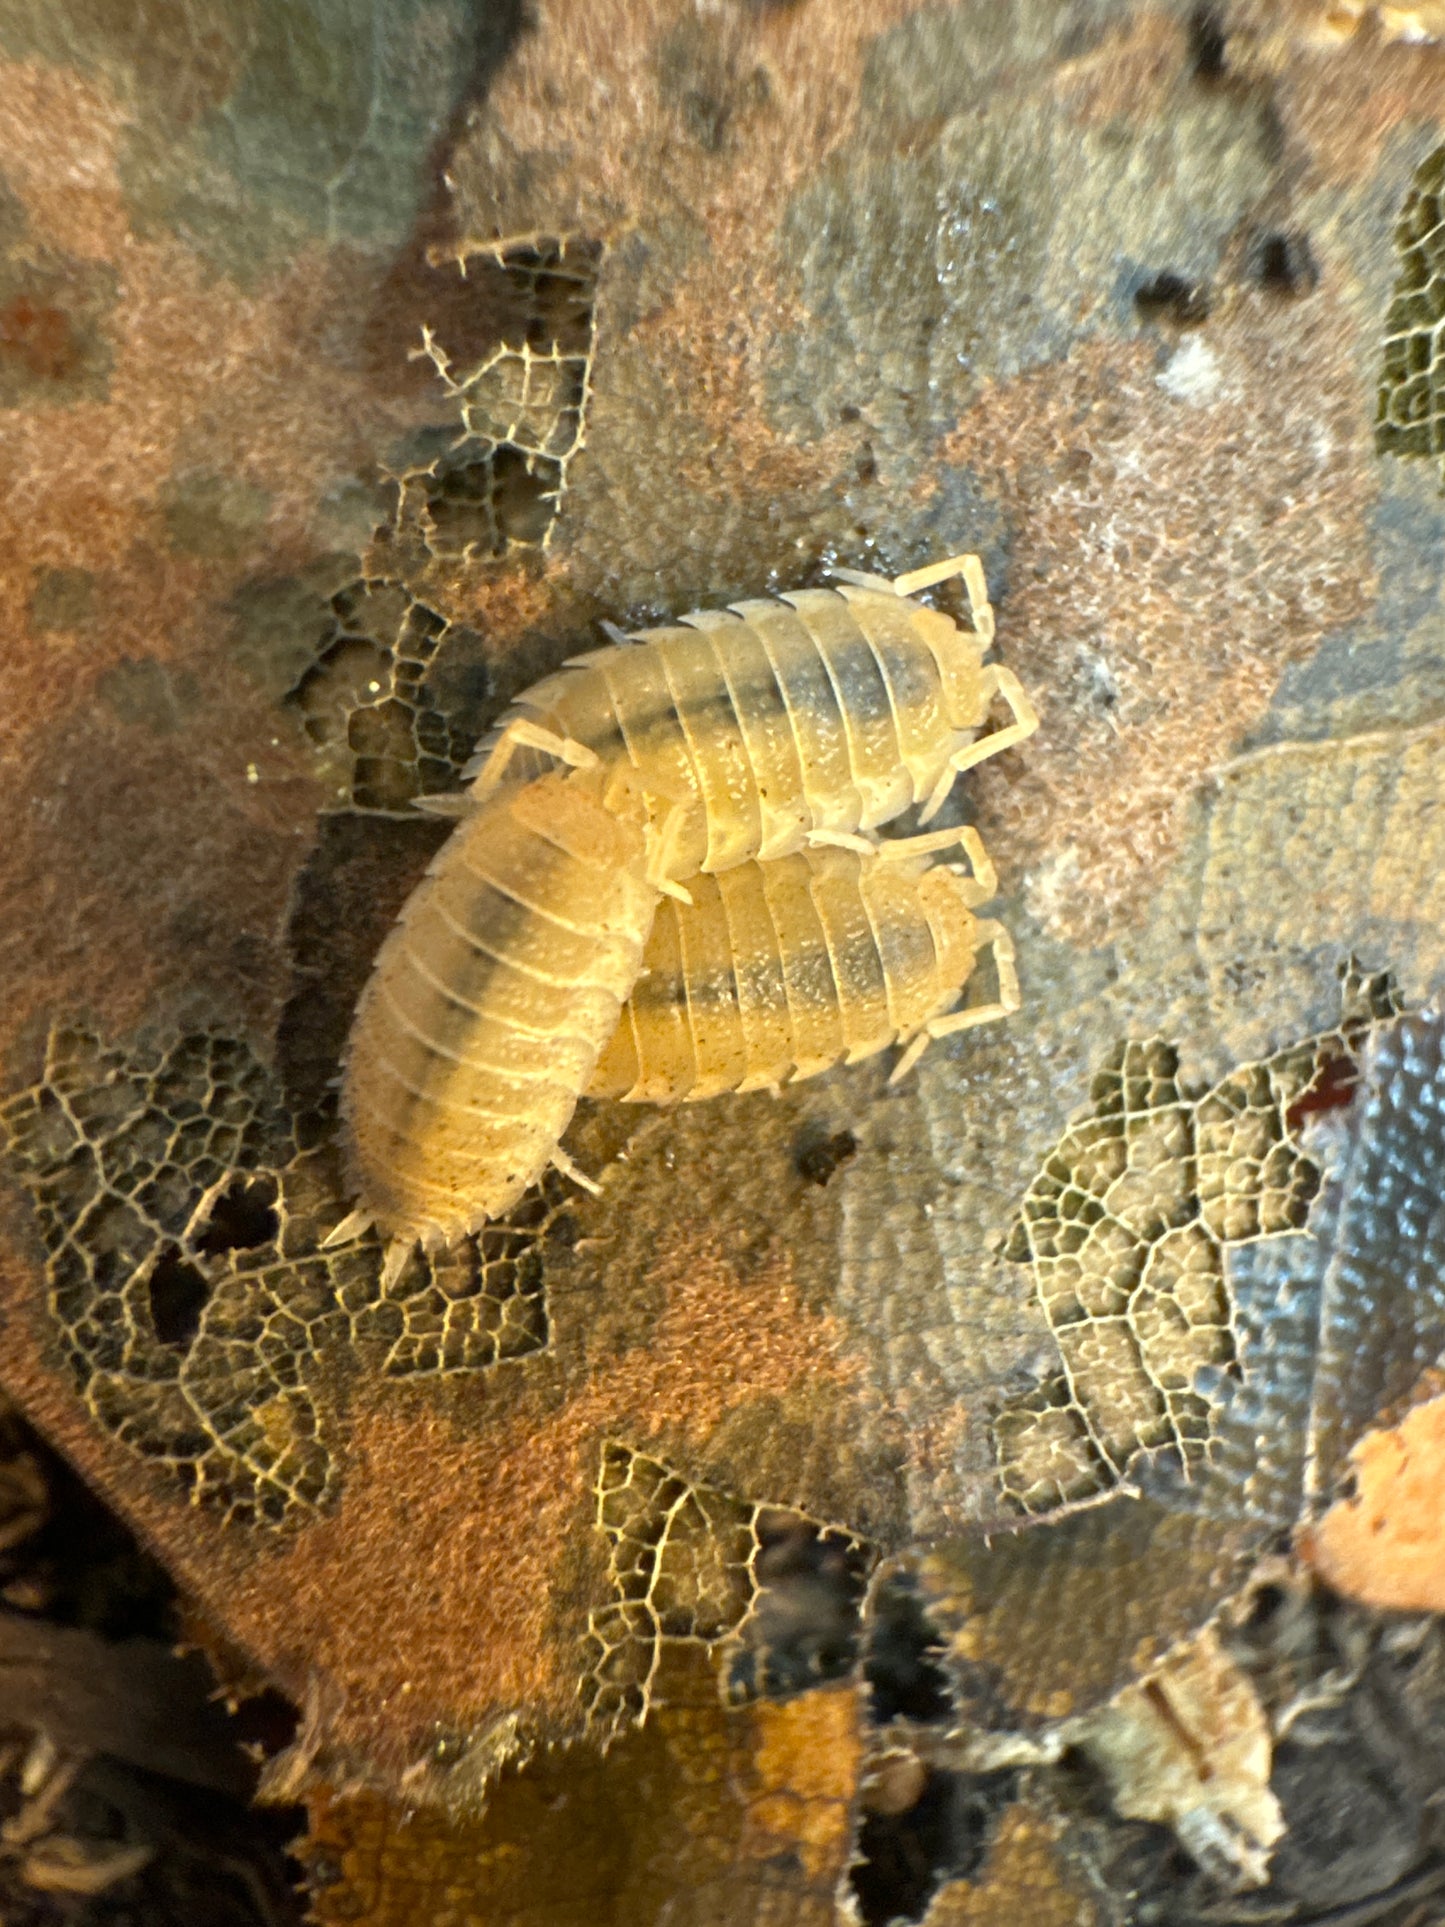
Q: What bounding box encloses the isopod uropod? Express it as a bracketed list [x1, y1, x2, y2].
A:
[470, 554, 1037, 883]
[588, 825, 1018, 1102]
[331, 770, 661, 1283]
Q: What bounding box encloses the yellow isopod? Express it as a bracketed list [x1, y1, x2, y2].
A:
[328, 770, 662, 1284]
[588, 825, 1018, 1102]
[469, 554, 1037, 882]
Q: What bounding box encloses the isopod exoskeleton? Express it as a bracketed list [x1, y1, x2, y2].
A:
[331, 770, 661, 1284]
[587, 825, 1018, 1102]
[470, 554, 1037, 882]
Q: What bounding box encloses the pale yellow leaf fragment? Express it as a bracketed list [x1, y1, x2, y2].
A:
[1074, 1624, 1282, 1888]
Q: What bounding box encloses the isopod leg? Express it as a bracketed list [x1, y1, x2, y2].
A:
[873, 824, 970, 860]
[947, 666, 1039, 779]
[412, 792, 472, 818]
[643, 801, 695, 904]
[886, 918, 1020, 1085]
[961, 917, 1021, 1021]
[892, 553, 996, 649]
[917, 762, 961, 826]
[876, 824, 999, 906]
[806, 827, 877, 855]
[949, 825, 998, 907]
[827, 565, 902, 594]
[319, 1206, 441, 1291]
[887, 1029, 933, 1084]
[471, 716, 601, 796]
[829, 551, 992, 625]
[601, 760, 696, 906]
[550, 1144, 603, 1196]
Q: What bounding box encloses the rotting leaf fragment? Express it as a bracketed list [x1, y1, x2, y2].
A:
[0, 1026, 565, 1525]
[1377, 142, 1445, 486]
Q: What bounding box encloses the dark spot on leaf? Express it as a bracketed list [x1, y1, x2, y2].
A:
[796, 1129, 857, 1187]
[0, 295, 77, 381]
[1250, 229, 1319, 297]
[1134, 272, 1211, 327]
[1187, 4, 1227, 79]
[29, 567, 95, 633]
[1285, 1049, 1360, 1133]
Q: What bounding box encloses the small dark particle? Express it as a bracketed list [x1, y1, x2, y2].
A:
[796, 1129, 857, 1187]
[544, 1209, 579, 1250]
[1250, 229, 1319, 298]
[681, 88, 729, 151]
[1284, 1049, 1360, 1134]
[1134, 272, 1211, 327]
[1188, 4, 1227, 78]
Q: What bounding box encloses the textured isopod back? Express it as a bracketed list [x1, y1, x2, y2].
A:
[470, 556, 1038, 884]
[337, 770, 660, 1280]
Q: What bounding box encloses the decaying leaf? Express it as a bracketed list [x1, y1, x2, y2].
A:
[300, 1652, 860, 1927]
[1, 0, 1444, 1919]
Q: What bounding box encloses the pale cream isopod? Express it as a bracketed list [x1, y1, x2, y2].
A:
[588, 825, 1018, 1103]
[469, 554, 1037, 883]
[329, 770, 663, 1284]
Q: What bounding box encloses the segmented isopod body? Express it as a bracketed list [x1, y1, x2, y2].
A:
[334, 771, 660, 1283]
[472, 555, 1037, 883]
[588, 825, 1018, 1102]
